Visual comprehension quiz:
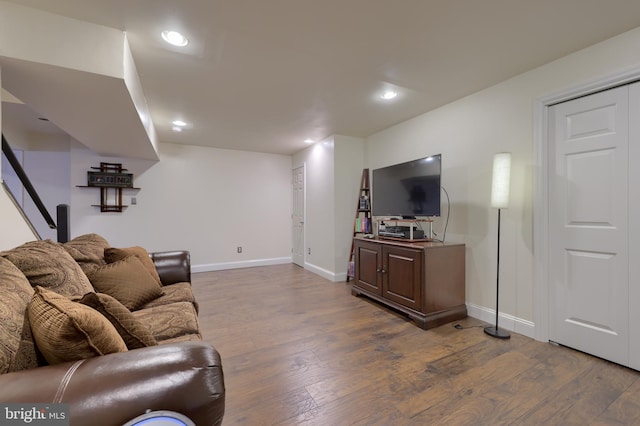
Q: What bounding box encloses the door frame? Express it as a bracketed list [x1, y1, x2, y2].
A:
[533, 66, 640, 342]
[292, 163, 306, 267]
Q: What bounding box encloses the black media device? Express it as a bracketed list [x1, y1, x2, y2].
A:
[372, 154, 442, 218]
[378, 226, 425, 239]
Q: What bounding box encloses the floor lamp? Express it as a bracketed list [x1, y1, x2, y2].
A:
[484, 152, 511, 339]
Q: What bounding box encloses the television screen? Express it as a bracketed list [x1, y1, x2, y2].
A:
[372, 154, 441, 218]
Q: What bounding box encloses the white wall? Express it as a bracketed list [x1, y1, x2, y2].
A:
[0, 2, 158, 161]
[334, 135, 365, 279]
[293, 138, 336, 278]
[22, 150, 70, 240]
[0, 114, 293, 268]
[293, 135, 365, 281]
[1, 123, 72, 241]
[0, 2, 124, 78]
[70, 142, 292, 270]
[0, 186, 38, 249]
[365, 25, 640, 336]
[0, 65, 38, 249]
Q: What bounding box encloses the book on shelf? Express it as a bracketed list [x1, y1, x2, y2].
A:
[355, 217, 371, 233]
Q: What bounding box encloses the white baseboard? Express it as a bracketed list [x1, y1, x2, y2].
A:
[466, 303, 536, 339]
[193, 257, 348, 283]
[192, 257, 292, 273]
[304, 262, 346, 282]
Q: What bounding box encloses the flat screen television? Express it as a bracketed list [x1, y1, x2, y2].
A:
[372, 154, 441, 218]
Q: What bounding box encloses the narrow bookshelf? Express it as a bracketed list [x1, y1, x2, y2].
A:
[347, 168, 371, 282]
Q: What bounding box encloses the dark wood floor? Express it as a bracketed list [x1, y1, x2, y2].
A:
[193, 264, 640, 425]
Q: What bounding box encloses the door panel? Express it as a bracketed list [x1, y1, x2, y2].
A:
[549, 85, 629, 366]
[629, 82, 640, 371]
[355, 243, 382, 295]
[292, 166, 304, 267]
[383, 247, 422, 311]
[564, 249, 617, 333]
[565, 149, 616, 225]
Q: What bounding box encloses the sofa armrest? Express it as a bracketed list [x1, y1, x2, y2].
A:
[0, 341, 224, 426]
[150, 250, 191, 285]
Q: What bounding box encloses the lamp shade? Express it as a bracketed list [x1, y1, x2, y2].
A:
[491, 152, 511, 209]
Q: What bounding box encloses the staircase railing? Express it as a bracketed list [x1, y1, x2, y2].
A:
[1, 180, 42, 239]
[1, 134, 70, 242]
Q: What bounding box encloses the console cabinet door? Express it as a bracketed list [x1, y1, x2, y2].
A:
[354, 240, 382, 295]
[382, 246, 422, 311]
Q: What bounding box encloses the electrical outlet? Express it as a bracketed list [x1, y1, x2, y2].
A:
[131, 197, 137, 205]
[308, 248, 311, 255]
[237, 246, 242, 254]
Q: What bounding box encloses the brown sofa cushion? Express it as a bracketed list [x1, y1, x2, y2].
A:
[79, 292, 157, 349]
[86, 256, 163, 310]
[63, 233, 110, 274]
[1, 239, 94, 298]
[104, 246, 162, 286]
[140, 282, 199, 313]
[132, 301, 200, 342]
[28, 286, 127, 365]
[0, 258, 40, 373]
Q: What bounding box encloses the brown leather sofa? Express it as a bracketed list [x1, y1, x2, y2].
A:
[0, 235, 225, 425]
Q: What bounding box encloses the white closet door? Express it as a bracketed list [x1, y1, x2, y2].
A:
[548, 85, 629, 366]
[292, 165, 305, 267]
[629, 82, 640, 371]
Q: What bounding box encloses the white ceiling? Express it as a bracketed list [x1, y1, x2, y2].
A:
[4, 0, 640, 156]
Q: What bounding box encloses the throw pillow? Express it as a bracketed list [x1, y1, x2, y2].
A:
[63, 233, 111, 274]
[86, 256, 163, 310]
[1, 239, 94, 298]
[28, 286, 127, 365]
[0, 258, 40, 373]
[104, 246, 163, 287]
[79, 292, 157, 349]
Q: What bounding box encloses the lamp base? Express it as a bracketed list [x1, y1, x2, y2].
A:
[484, 326, 511, 339]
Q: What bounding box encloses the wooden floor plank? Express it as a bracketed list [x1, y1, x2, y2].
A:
[521, 361, 638, 425]
[593, 378, 640, 425]
[192, 264, 640, 425]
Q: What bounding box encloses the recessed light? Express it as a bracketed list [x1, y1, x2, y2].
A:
[161, 30, 189, 47]
[172, 126, 183, 133]
[304, 139, 314, 144]
[172, 120, 187, 127]
[380, 90, 398, 100]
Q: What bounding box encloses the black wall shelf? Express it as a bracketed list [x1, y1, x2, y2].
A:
[77, 162, 139, 212]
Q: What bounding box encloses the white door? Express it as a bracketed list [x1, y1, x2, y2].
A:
[292, 166, 305, 267]
[548, 85, 629, 366]
[629, 83, 640, 371]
